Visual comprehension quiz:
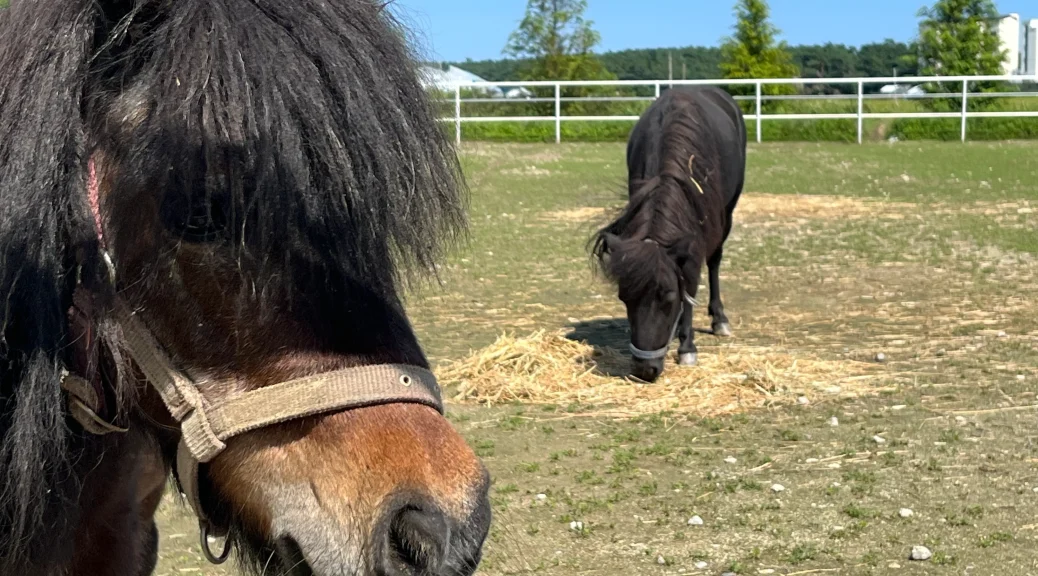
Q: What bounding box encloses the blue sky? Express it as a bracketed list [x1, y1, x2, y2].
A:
[392, 0, 1026, 62]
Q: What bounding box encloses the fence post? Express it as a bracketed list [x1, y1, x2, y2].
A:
[755, 82, 762, 143]
[654, 83, 660, 98]
[554, 83, 561, 144]
[960, 79, 968, 142]
[857, 81, 864, 144]
[454, 85, 461, 146]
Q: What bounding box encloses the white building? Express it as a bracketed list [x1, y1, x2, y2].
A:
[1025, 19, 1038, 76]
[418, 64, 532, 98]
[997, 13, 1020, 75]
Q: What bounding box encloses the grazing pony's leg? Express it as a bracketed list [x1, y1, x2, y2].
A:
[677, 301, 697, 366]
[708, 219, 734, 338]
[677, 268, 702, 366]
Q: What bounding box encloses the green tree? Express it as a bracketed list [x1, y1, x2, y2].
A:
[503, 0, 618, 116]
[719, 0, 799, 100]
[790, 44, 859, 94]
[916, 0, 1008, 95]
[859, 39, 919, 89]
[504, 0, 614, 82]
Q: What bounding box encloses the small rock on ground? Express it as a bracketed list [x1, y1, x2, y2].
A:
[693, 561, 708, 569]
[656, 555, 666, 565]
[535, 493, 547, 502]
[910, 545, 932, 561]
[899, 508, 914, 518]
[724, 456, 737, 464]
[688, 515, 704, 526]
[829, 416, 839, 427]
[771, 483, 786, 493]
[873, 435, 887, 444]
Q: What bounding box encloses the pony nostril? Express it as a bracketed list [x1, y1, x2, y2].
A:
[387, 505, 450, 574]
[275, 536, 314, 576]
[633, 362, 662, 382]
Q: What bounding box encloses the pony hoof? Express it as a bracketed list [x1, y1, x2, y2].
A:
[713, 323, 733, 337]
[678, 353, 698, 366]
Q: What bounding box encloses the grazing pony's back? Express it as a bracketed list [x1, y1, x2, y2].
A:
[0, 1, 491, 575]
[594, 86, 746, 382]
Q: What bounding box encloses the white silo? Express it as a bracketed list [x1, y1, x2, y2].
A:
[1026, 19, 1038, 76]
[997, 13, 1020, 75]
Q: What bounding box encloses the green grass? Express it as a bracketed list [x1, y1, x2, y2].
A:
[156, 141, 1038, 575]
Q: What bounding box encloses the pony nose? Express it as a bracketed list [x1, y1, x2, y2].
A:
[386, 504, 450, 573]
[632, 360, 663, 382]
[377, 482, 491, 575]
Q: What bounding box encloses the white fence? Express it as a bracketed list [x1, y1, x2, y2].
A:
[442, 74, 1038, 144]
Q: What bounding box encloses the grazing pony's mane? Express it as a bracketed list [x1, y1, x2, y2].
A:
[0, 0, 465, 571]
[592, 94, 727, 297]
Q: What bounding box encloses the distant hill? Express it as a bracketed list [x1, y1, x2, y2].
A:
[449, 40, 920, 94]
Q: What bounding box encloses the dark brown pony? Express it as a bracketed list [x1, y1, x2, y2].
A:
[0, 1, 491, 575]
[593, 86, 746, 382]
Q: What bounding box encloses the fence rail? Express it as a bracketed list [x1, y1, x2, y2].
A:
[438, 74, 1038, 144]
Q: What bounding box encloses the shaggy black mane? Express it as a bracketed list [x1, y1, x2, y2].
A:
[0, 0, 464, 571]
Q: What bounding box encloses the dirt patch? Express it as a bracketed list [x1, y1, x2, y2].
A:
[462, 143, 564, 164]
[500, 165, 553, 176]
[441, 329, 888, 418]
[736, 193, 914, 223]
[932, 199, 1036, 216]
[538, 206, 611, 223]
[538, 194, 918, 228]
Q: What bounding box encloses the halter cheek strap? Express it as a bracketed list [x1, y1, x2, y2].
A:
[628, 292, 698, 361]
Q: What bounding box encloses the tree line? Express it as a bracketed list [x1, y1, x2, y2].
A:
[453, 41, 920, 95]
[444, 0, 1007, 96]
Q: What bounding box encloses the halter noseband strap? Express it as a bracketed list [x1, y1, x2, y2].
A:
[628, 292, 698, 361]
[110, 298, 443, 529]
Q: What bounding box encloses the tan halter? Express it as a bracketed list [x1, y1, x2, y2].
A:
[66, 157, 443, 562]
[110, 298, 443, 522]
[64, 296, 443, 562]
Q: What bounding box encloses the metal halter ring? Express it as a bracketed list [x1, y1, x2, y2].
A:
[200, 522, 232, 565]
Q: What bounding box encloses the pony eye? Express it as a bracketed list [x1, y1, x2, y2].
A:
[662, 291, 678, 303]
[161, 191, 231, 243]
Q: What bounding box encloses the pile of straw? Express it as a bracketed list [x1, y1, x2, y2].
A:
[440, 329, 885, 417]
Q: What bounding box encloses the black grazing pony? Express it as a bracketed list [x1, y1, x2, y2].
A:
[0, 1, 491, 575]
[593, 86, 746, 383]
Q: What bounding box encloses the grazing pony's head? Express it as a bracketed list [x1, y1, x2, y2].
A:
[592, 177, 703, 382]
[0, 1, 490, 575]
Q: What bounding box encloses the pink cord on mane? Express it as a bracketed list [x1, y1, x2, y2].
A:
[87, 157, 106, 248]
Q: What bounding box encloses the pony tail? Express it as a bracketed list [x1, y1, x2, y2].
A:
[0, 0, 100, 569]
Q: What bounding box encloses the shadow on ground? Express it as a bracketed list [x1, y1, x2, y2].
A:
[565, 317, 629, 350]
